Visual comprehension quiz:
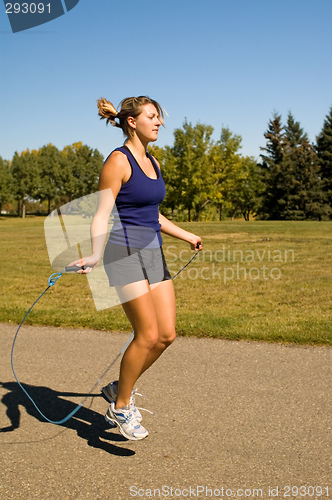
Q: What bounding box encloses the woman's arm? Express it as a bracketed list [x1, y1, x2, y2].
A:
[68, 151, 128, 272]
[159, 212, 202, 250]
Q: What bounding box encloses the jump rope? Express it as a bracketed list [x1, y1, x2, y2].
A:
[11, 246, 200, 425]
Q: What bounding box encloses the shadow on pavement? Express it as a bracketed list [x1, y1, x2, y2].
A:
[0, 381, 135, 456]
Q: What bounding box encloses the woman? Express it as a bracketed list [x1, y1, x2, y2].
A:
[70, 96, 202, 440]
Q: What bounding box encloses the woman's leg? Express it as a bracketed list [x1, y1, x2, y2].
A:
[139, 279, 176, 375]
[114, 281, 159, 409]
[114, 279, 176, 409]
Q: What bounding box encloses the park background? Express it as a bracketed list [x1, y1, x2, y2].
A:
[1, 3, 332, 499]
[0, 0, 331, 345]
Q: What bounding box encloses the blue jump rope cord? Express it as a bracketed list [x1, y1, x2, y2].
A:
[11, 252, 199, 425]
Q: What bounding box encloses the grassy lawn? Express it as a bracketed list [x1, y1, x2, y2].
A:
[1, 216, 331, 344]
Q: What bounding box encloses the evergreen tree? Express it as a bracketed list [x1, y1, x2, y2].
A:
[284, 112, 308, 147]
[281, 136, 328, 219]
[283, 113, 328, 219]
[316, 106, 332, 216]
[261, 112, 285, 165]
[259, 112, 287, 219]
[259, 112, 328, 220]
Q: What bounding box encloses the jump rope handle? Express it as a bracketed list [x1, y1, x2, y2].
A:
[65, 265, 90, 272]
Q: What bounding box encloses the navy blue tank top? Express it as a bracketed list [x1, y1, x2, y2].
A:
[106, 145, 166, 248]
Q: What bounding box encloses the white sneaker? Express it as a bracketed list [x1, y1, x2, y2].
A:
[105, 402, 149, 441]
[101, 381, 143, 422]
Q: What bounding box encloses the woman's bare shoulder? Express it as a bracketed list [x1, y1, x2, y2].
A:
[99, 150, 131, 188]
[102, 150, 130, 174]
[104, 149, 129, 167]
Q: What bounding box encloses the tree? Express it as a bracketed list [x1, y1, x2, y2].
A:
[0, 157, 13, 213]
[11, 149, 40, 218]
[37, 144, 65, 213]
[281, 137, 328, 220]
[316, 106, 332, 216]
[61, 142, 104, 201]
[282, 113, 328, 219]
[209, 127, 249, 220]
[227, 157, 264, 221]
[151, 125, 262, 221]
[284, 112, 308, 147]
[259, 112, 328, 220]
[169, 121, 215, 221]
[148, 144, 179, 217]
[259, 112, 287, 219]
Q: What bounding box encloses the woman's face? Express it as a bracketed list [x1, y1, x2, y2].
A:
[129, 103, 162, 143]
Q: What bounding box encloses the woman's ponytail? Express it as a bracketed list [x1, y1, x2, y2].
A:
[97, 97, 121, 128]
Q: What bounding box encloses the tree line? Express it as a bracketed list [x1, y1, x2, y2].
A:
[0, 142, 103, 217]
[0, 107, 331, 220]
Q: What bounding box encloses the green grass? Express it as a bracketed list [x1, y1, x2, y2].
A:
[1, 216, 332, 344]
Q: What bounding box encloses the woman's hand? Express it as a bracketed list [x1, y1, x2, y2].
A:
[67, 255, 100, 274]
[186, 233, 203, 251]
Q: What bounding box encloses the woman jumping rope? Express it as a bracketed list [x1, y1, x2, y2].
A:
[69, 96, 202, 440]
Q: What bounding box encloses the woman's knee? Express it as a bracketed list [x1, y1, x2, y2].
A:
[134, 328, 159, 351]
[160, 328, 176, 348]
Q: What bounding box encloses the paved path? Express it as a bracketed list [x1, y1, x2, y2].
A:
[1, 322, 331, 500]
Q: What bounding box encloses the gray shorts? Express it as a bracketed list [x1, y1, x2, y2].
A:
[103, 242, 172, 287]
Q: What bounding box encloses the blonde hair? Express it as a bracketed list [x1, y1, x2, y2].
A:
[97, 96, 164, 138]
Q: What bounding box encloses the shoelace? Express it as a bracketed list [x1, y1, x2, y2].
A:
[130, 388, 155, 416]
[115, 408, 137, 426]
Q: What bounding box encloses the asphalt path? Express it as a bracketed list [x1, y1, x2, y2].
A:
[1, 322, 331, 500]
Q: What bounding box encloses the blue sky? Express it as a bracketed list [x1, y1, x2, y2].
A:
[1, 0, 331, 162]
